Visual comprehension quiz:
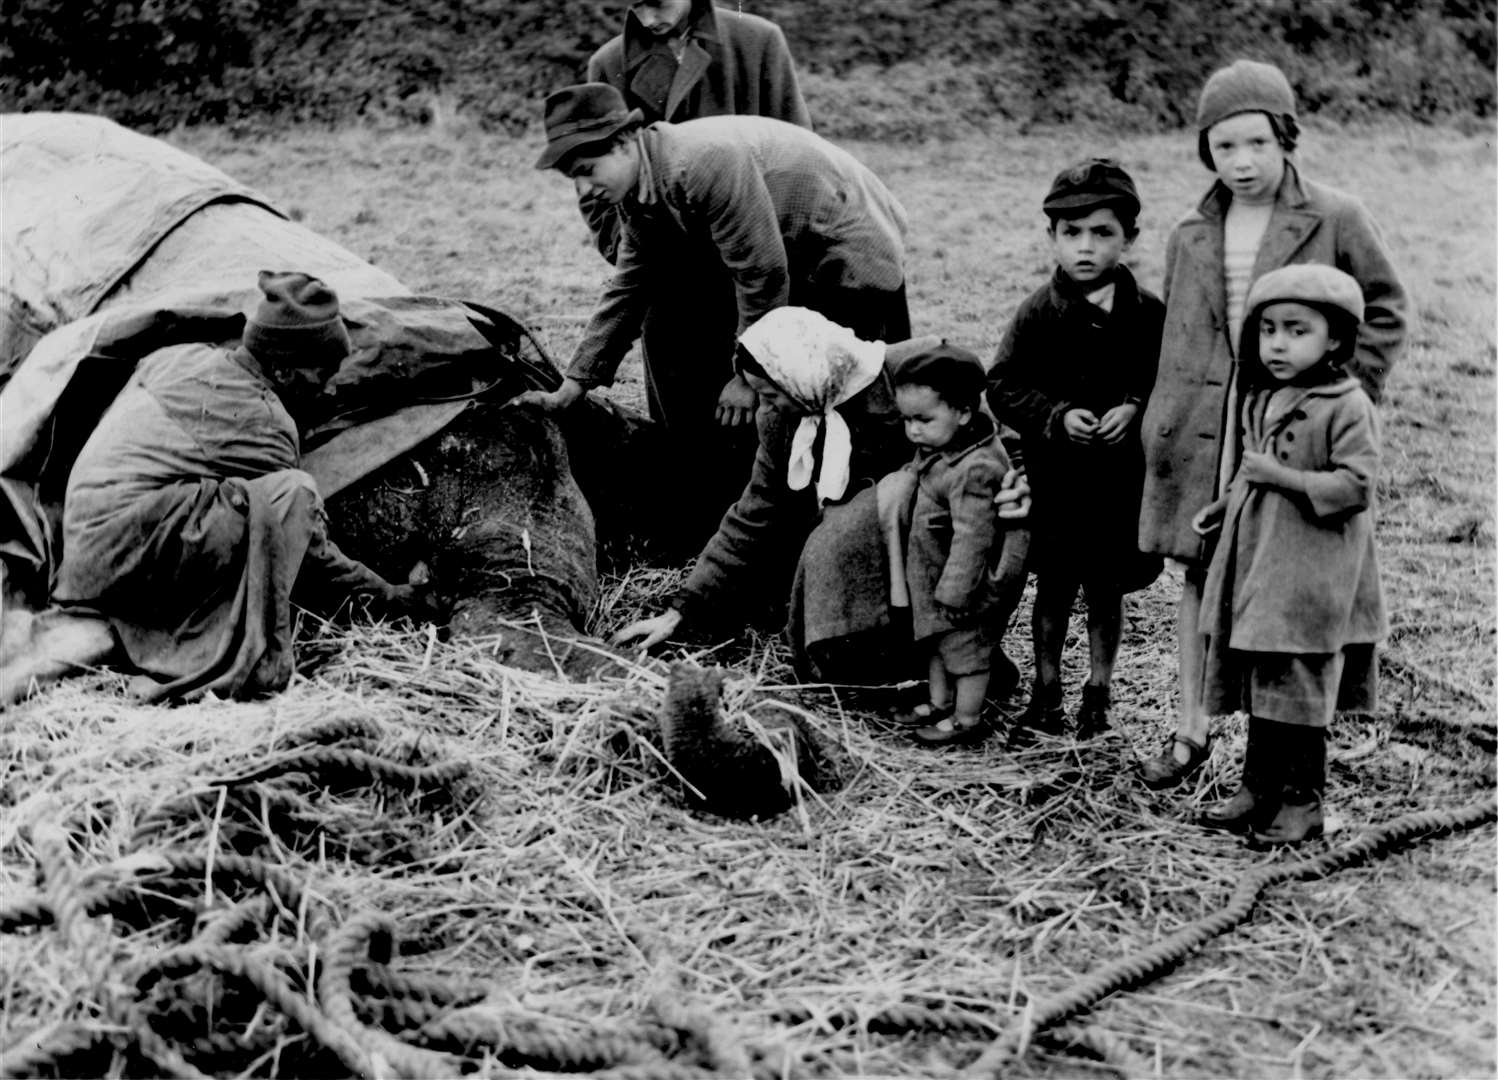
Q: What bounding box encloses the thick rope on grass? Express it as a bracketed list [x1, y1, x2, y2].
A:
[130, 944, 374, 1077]
[318, 909, 466, 1080]
[962, 795, 1498, 1078]
[0, 1024, 113, 1079]
[413, 1007, 668, 1072]
[214, 745, 470, 789]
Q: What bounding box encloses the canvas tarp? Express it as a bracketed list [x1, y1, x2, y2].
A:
[0, 112, 553, 606]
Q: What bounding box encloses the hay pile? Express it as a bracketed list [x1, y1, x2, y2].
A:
[2, 568, 1494, 1078]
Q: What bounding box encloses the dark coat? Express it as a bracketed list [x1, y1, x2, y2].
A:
[987, 266, 1162, 582]
[1200, 376, 1385, 653]
[588, 0, 810, 131]
[671, 360, 910, 626]
[583, 0, 811, 265]
[902, 415, 1014, 641]
[1138, 162, 1408, 562]
[566, 118, 907, 390]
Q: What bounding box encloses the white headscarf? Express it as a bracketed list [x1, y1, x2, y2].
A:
[738, 307, 886, 504]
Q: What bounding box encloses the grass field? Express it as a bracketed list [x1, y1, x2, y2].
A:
[2, 118, 1494, 1078]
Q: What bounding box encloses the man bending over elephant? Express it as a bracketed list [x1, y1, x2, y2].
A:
[518, 83, 908, 543]
[50, 271, 438, 702]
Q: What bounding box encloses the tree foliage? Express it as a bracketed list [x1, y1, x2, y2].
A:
[2, 0, 1491, 134]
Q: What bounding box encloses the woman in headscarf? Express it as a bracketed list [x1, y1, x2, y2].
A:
[614, 307, 1029, 686]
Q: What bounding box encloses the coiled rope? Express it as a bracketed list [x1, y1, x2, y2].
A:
[963, 795, 1498, 1078]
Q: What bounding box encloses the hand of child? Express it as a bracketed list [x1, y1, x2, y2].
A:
[1191, 499, 1226, 536]
[1095, 402, 1139, 443]
[1062, 408, 1099, 443]
[1239, 450, 1296, 490]
[993, 468, 1031, 520]
[715, 373, 759, 427]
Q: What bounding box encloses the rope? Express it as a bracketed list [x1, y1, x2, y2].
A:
[414, 1007, 665, 1071]
[318, 909, 465, 1080]
[963, 796, 1498, 1077]
[214, 745, 469, 789]
[771, 1000, 1001, 1037]
[131, 944, 374, 1077]
[0, 1025, 113, 1079]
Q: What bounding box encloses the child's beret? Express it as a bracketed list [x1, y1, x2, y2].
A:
[891, 342, 987, 401]
[1245, 264, 1365, 323]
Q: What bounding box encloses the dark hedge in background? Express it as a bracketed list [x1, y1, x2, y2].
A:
[3, 0, 1492, 134]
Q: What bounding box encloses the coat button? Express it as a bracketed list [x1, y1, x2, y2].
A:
[1292, 410, 1307, 420]
[1279, 450, 1289, 460]
[1284, 431, 1295, 441]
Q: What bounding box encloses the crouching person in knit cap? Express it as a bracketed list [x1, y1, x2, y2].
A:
[51, 271, 443, 702]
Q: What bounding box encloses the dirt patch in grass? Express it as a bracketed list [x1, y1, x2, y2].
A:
[2, 121, 1493, 1078]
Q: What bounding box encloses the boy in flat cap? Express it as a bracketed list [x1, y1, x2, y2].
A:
[987, 158, 1164, 739]
[518, 83, 908, 545]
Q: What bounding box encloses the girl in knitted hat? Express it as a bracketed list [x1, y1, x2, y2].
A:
[1189, 264, 1385, 845]
[1135, 58, 1407, 791]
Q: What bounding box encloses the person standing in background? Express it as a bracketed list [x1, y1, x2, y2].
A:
[578, 0, 812, 547]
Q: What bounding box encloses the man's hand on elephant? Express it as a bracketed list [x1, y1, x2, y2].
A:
[611, 608, 683, 650]
[511, 377, 586, 412]
[994, 467, 1031, 520]
[716, 373, 759, 427]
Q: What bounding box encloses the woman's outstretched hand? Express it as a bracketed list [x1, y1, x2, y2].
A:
[611, 608, 684, 650]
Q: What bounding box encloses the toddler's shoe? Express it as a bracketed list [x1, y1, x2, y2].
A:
[913, 713, 989, 747]
[892, 701, 953, 728]
[1074, 684, 1111, 738]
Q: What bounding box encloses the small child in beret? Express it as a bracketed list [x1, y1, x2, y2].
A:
[890, 344, 1018, 745]
[986, 157, 1165, 739]
[1191, 263, 1386, 845]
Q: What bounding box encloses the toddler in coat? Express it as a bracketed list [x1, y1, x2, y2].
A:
[890, 344, 1016, 746]
[987, 158, 1164, 738]
[1192, 264, 1385, 846]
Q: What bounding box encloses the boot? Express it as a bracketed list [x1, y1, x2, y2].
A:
[1074, 683, 1111, 738]
[1010, 680, 1064, 740]
[1199, 715, 1278, 833]
[1251, 724, 1326, 846]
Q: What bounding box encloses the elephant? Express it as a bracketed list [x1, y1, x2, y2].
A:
[0, 112, 654, 695]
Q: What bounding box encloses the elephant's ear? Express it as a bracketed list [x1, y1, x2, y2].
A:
[464, 302, 564, 394]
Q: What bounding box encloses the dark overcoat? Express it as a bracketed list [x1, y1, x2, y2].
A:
[987, 266, 1162, 582]
[1138, 162, 1407, 563]
[587, 0, 810, 132]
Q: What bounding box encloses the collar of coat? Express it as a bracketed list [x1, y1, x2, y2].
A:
[1047, 263, 1140, 314]
[622, 0, 721, 71]
[1192, 159, 1311, 220]
[1175, 161, 1327, 334]
[1246, 373, 1364, 439]
[912, 411, 999, 472]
